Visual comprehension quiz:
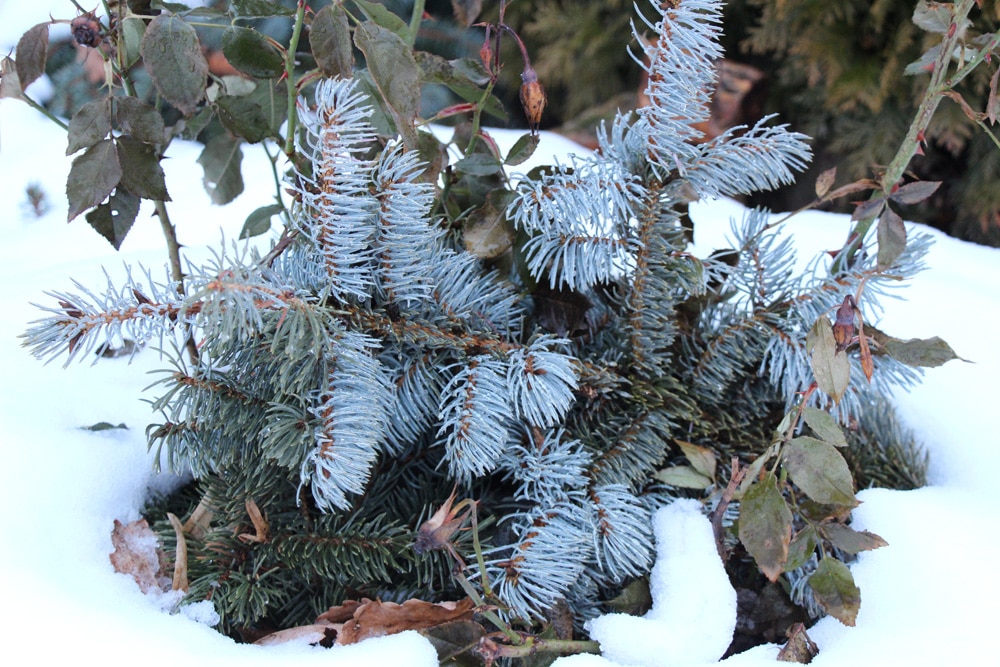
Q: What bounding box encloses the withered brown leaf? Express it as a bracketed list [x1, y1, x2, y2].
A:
[333, 597, 476, 645]
[109, 518, 169, 594]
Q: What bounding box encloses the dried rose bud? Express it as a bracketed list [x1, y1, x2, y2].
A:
[71, 13, 103, 49]
[832, 295, 856, 353]
[519, 66, 546, 134]
[414, 488, 472, 555]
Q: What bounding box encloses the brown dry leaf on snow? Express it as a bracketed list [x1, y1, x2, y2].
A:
[316, 599, 367, 625]
[108, 518, 170, 593]
[335, 597, 476, 645]
[259, 597, 476, 647]
[254, 624, 335, 647]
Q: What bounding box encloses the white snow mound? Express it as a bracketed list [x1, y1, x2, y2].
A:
[581, 499, 737, 667]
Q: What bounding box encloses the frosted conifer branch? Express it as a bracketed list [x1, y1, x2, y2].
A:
[506, 337, 579, 428]
[511, 160, 645, 290]
[684, 118, 813, 199]
[636, 0, 724, 166]
[293, 78, 379, 301]
[185, 258, 288, 348]
[708, 210, 932, 420]
[499, 427, 592, 503]
[426, 251, 524, 337]
[382, 350, 444, 452]
[23, 270, 182, 366]
[590, 484, 653, 581]
[489, 500, 594, 618]
[437, 355, 512, 481]
[371, 144, 440, 307]
[588, 411, 674, 487]
[302, 329, 393, 512]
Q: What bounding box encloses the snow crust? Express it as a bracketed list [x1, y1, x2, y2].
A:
[3, 4, 1000, 665]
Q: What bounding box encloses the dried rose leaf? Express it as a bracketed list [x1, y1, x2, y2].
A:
[815, 166, 836, 198]
[777, 622, 819, 663]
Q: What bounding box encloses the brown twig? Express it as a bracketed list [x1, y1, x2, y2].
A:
[711, 456, 747, 561]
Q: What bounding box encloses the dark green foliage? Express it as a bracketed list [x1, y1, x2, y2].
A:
[735, 0, 1000, 246]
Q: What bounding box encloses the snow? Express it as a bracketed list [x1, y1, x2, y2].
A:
[582, 500, 737, 666]
[3, 4, 1000, 665]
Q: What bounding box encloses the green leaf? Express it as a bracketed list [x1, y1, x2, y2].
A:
[240, 203, 283, 239]
[653, 465, 714, 490]
[67, 99, 112, 155]
[819, 523, 888, 555]
[351, 0, 411, 42]
[807, 317, 850, 404]
[354, 21, 420, 148]
[912, 0, 970, 36]
[67, 139, 123, 222]
[177, 106, 215, 141]
[675, 439, 717, 480]
[905, 44, 940, 76]
[415, 53, 506, 121]
[353, 70, 397, 137]
[885, 335, 962, 367]
[876, 206, 907, 270]
[113, 97, 166, 145]
[801, 406, 847, 448]
[785, 527, 818, 572]
[221, 26, 285, 80]
[738, 472, 792, 582]
[80, 421, 129, 431]
[230, 0, 296, 18]
[239, 78, 288, 137]
[605, 577, 653, 616]
[84, 187, 141, 249]
[151, 1, 228, 18]
[214, 94, 273, 144]
[416, 130, 448, 186]
[782, 437, 856, 507]
[889, 180, 941, 205]
[808, 558, 861, 626]
[311, 4, 353, 78]
[454, 153, 503, 176]
[864, 326, 964, 367]
[141, 14, 208, 115]
[506, 133, 540, 167]
[121, 16, 146, 68]
[15, 23, 49, 90]
[197, 133, 244, 205]
[464, 190, 516, 259]
[116, 136, 170, 201]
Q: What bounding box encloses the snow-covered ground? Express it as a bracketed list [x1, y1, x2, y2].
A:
[2, 3, 998, 665]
